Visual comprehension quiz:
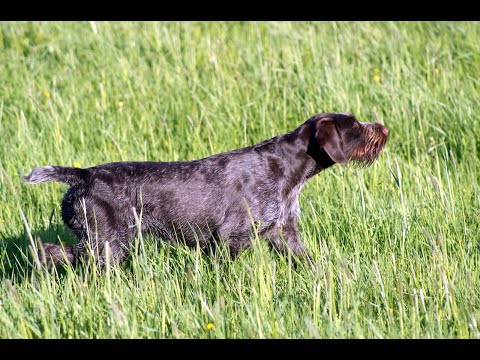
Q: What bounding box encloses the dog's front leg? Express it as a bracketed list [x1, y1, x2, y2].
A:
[267, 216, 314, 268]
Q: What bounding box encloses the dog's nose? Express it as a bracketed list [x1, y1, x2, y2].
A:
[382, 127, 389, 136]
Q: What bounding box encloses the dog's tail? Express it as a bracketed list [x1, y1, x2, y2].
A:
[23, 166, 89, 186]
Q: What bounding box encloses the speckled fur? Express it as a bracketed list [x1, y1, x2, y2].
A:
[24, 113, 388, 267]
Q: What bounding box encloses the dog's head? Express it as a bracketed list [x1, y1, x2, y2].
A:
[308, 113, 389, 167]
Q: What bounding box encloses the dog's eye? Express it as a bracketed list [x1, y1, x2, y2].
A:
[348, 119, 359, 129]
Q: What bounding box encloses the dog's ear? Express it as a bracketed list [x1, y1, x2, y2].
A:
[315, 118, 348, 163]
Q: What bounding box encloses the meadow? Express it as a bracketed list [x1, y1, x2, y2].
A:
[0, 21, 479, 338]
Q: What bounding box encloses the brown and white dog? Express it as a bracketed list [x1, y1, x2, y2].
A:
[24, 113, 388, 268]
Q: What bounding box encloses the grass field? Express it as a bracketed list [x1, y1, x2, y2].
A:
[0, 21, 479, 338]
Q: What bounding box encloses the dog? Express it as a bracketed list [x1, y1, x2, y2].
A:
[24, 113, 388, 268]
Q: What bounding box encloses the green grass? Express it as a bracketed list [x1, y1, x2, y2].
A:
[1, 21, 480, 338]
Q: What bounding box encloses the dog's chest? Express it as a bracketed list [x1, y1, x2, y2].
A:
[273, 182, 303, 226]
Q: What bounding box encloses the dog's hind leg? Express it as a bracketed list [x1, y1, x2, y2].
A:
[77, 231, 131, 268]
[38, 242, 76, 266]
[38, 226, 132, 268]
[39, 194, 134, 268]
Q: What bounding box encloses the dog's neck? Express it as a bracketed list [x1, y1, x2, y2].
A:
[275, 122, 335, 196]
[305, 120, 336, 176]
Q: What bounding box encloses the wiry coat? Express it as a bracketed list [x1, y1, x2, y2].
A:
[24, 113, 388, 267]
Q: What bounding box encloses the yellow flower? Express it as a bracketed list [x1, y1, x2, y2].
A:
[73, 161, 82, 168]
[206, 323, 214, 330]
[373, 75, 381, 84]
[373, 68, 380, 73]
[43, 90, 51, 98]
[434, 68, 440, 76]
[389, 308, 393, 313]
[118, 101, 124, 109]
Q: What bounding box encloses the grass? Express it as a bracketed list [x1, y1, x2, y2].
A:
[1, 21, 480, 338]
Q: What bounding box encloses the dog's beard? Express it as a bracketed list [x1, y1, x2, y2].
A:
[346, 128, 388, 167]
